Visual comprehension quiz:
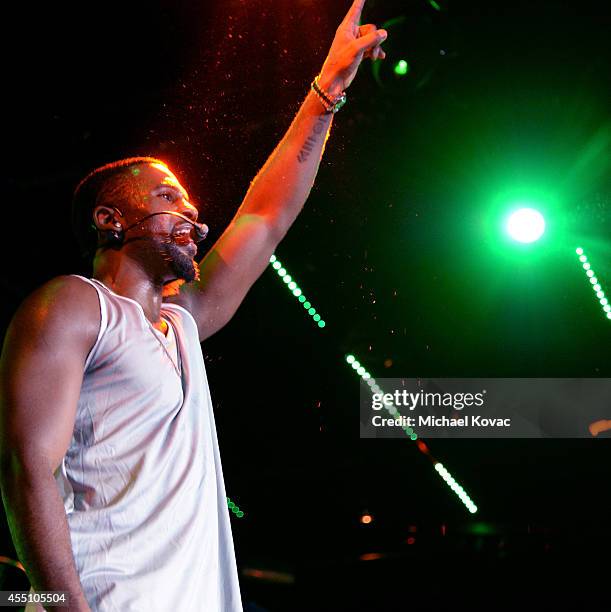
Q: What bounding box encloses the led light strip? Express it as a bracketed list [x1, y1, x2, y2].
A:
[345, 354, 478, 514]
[346, 354, 418, 440]
[269, 255, 326, 328]
[575, 247, 611, 320]
[227, 496, 245, 519]
[434, 463, 478, 514]
[266, 254, 478, 514]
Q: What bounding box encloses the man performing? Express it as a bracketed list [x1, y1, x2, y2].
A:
[0, 1, 387, 610]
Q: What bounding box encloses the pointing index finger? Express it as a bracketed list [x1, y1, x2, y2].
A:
[344, 0, 366, 26]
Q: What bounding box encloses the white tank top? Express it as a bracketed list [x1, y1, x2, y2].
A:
[53, 276, 243, 611]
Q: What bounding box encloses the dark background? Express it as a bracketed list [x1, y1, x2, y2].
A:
[2, 0, 611, 609]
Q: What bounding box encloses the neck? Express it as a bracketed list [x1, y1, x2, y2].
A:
[92, 250, 165, 325]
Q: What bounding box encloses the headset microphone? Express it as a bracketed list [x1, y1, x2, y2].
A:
[111, 210, 209, 246]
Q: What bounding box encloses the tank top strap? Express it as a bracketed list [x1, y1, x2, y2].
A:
[69, 275, 109, 372]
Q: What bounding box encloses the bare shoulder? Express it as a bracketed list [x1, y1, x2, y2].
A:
[0, 277, 101, 468]
[4, 275, 101, 356]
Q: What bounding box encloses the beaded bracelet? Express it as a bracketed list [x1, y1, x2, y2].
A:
[311, 76, 347, 114]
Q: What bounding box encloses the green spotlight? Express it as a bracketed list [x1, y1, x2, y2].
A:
[394, 59, 410, 76]
[505, 207, 545, 243]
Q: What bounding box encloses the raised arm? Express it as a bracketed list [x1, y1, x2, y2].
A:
[169, 0, 388, 340]
[0, 277, 99, 611]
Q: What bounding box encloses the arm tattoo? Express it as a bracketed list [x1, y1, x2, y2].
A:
[297, 115, 329, 163]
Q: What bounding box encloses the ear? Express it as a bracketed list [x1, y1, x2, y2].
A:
[92, 205, 123, 232]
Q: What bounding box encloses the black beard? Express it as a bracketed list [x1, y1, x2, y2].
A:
[160, 238, 199, 283]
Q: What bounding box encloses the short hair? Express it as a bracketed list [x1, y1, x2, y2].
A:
[71, 156, 167, 258]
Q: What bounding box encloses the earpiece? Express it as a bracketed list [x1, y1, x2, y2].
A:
[106, 228, 124, 246]
[105, 220, 124, 246]
[93, 207, 125, 249]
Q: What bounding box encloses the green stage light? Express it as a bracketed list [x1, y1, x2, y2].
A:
[226, 496, 245, 518]
[344, 354, 479, 514]
[270, 252, 479, 517]
[394, 59, 410, 76]
[269, 254, 326, 329]
[506, 207, 545, 243]
[435, 464, 478, 513]
[575, 247, 611, 321]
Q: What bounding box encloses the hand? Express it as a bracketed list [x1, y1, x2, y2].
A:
[318, 0, 388, 96]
